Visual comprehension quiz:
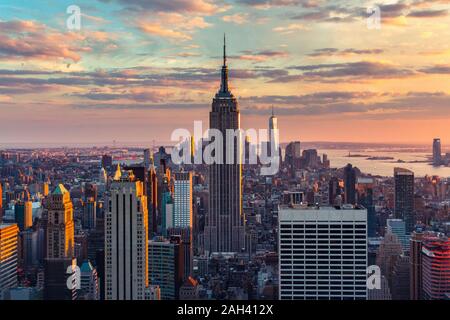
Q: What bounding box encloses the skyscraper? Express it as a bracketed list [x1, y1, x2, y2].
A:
[278, 206, 367, 300]
[173, 171, 192, 228]
[421, 233, 450, 300]
[144, 148, 151, 170]
[410, 230, 424, 300]
[79, 260, 100, 300]
[0, 184, 3, 223]
[14, 199, 32, 231]
[204, 36, 245, 254]
[101, 154, 113, 169]
[172, 171, 193, 278]
[357, 177, 376, 237]
[386, 219, 409, 253]
[394, 167, 415, 233]
[82, 197, 97, 230]
[432, 138, 442, 165]
[43, 184, 77, 300]
[343, 164, 356, 204]
[46, 184, 74, 259]
[376, 233, 403, 285]
[105, 171, 149, 300]
[0, 223, 19, 299]
[267, 106, 280, 159]
[148, 236, 184, 300]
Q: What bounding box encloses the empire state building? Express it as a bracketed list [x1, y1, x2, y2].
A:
[204, 36, 245, 254]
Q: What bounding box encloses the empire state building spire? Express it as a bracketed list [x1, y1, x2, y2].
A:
[218, 33, 230, 95]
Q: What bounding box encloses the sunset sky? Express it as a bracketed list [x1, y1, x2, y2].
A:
[0, 0, 449, 145]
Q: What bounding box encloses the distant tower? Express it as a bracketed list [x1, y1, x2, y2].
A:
[268, 106, 279, 158]
[432, 138, 442, 165]
[105, 171, 148, 300]
[204, 35, 245, 254]
[394, 167, 415, 233]
[101, 154, 113, 169]
[99, 167, 108, 185]
[144, 148, 151, 170]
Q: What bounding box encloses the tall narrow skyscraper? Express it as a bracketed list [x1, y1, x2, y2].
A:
[432, 138, 442, 165]
[204, 36, 245, 254]
[394, 167, 415, 233]
[105, 170, 149, 300]
[43, 184, 76, 300]
[46, 184, 74, 259]
[344, 164, 356, 205]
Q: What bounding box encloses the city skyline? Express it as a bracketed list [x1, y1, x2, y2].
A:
[0, 1, 450, 144]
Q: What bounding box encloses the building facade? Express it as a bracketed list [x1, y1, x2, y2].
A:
[105, 171, 149, 300]
[279, 206, 367, 300]
[0, 223, 19, 299]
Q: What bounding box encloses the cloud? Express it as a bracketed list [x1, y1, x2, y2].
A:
[308, 48, 384, 57]
[419, 65, 450, 74]
[240, 92, 450, 119]
[230, 50, 289, 62]
[136, 12, 211, 40]
[408, 9, 448, 17]
[237, 0, 321, 9]
[273, 23, 308, 34]
[100, 0, 222, 14]
[274, 61, 416, 82]
[0, 20, 116, 62]
[72, 88, 172, 102]
[222, 13, 249, 24]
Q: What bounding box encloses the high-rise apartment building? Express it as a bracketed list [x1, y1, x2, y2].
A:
[394, 168, 415, 233]
[105, 170, 149, 300]
[279, 205, 367, 300]
[0, 223, 19, 299]
[204, 36, 245, 254]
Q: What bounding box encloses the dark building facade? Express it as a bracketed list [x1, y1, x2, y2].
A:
[344, 164, 356, 205]
[394, 167, 415, 233]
